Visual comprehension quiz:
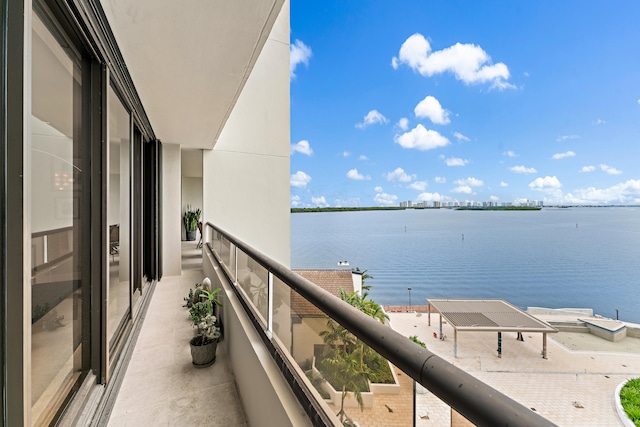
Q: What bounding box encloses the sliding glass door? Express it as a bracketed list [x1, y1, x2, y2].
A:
[107, 86, 132, 350]
[31, 12, 85, 426]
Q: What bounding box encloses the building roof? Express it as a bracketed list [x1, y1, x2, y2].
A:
[427, 299, 557, 333]
[291, 269, 354, 317]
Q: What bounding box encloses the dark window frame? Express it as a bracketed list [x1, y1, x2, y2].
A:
[1, 0, 161, 423]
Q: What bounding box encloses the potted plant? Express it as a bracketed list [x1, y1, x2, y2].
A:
[190, 314, 220, 367]
[187, 287, 223, 367]
[183, 282, 202, 308]
[183, 205, 201, 241]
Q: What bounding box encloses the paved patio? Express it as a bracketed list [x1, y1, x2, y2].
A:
[389, 312, 640, 426]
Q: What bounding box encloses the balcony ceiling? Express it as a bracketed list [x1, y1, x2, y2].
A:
[100, 0, 284, 149]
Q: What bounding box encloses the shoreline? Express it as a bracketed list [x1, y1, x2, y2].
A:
[292, 205, 640, 213]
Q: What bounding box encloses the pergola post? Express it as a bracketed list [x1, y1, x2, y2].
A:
[454, 328, 458, 358]
[542, 332, 548, 359]
[439, 313, 443, 339]
[497, 332, 502, 358]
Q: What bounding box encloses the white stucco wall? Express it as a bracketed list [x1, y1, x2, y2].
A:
[203, 0, 290, 267]
[292, 317, 326, 364]
[161, 143, 181, 276]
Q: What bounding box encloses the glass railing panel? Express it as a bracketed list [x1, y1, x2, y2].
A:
[271, 276, 292, 350]
[210, 228, 222, 259]
[217, 239, 236, 283]
[219, 235, 228, 264]
[236, 248, 268, 325]
[284, 291, 417, 425]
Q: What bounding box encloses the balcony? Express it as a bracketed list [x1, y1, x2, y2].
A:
[108, 223, 555, 426]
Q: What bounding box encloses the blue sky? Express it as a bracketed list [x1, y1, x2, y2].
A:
[289, 1, 640, 207]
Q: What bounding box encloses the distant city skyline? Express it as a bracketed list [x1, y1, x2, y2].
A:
[289, 1, 640, 207]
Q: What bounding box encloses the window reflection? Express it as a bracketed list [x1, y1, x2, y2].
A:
[107, 86, 131, 349]
[31, 13, 83, 426]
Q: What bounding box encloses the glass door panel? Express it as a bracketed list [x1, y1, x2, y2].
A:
[107, 86, 131, 348]
[31, 13, 84, 426]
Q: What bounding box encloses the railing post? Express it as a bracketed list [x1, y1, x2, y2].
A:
[234, 246, 238, 285]
[267, 271, 274, 337]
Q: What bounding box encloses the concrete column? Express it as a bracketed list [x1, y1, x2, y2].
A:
[161, 143, 181, 276]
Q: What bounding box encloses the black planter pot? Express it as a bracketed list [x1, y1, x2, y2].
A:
[186, 230, 196, 241]
[190, 336, 218, 368]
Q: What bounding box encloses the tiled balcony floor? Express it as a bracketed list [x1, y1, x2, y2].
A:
[107, 253, 246, 426]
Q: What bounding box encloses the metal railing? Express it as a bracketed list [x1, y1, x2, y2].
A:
[204, 222, 555, 427]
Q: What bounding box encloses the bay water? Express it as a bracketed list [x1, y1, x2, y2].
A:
[291, 207, 640, 323]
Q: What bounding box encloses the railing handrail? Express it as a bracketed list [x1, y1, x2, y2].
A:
[205, 222, 555, 427]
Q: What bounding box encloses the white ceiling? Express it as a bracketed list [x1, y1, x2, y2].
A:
[100, 0, 284, 149]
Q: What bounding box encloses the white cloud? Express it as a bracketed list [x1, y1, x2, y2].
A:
[637, 99, 640, 105]
[386, 167, 415, 183]
[510, 165, 537, 174]
[397, 117, 409, 130]
[291, 140, 313, 156]
[500, 181, 508, 187]
[600, 164, 623, 175]
[408, 180, 428, 191]
[392, 33, 514, 89]
[445, 157, 468, 166]
[290, 171, 311, 188]
[291, 195, 302, 207]
[358, 155, 368, 161]
[453, 185, 473, 194]
[434, 176, 446, 183]
[414, 96, 450, 125]
[529, 176, 562, 191]
[356, 110, 388, 129]
[342, 151, 350, 157]
[311, 196, 328, 207]
[490, 195, 499, 201]
[580, 165, 596, 173]
[416, 192, 443, 202]
[503, 150, 517, 157]
[394, 124, 450, 151]
[346, 168, 371, 181]
[453, 132, 470, 142]
[595, 118, 606, 125]
[454, 177, 483, 187]
[557, 135, 580, 142]
[374, 192, 398, 205]
[290, 39, 312, 79]
[565, 179, 640, 204]
[552, 151, 576, 160]
[374, 186, 383, 192]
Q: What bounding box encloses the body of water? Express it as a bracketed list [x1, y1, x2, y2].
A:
[291, 207, 640, 324]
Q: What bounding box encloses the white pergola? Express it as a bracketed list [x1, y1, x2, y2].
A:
[427, 299, 558, 359]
